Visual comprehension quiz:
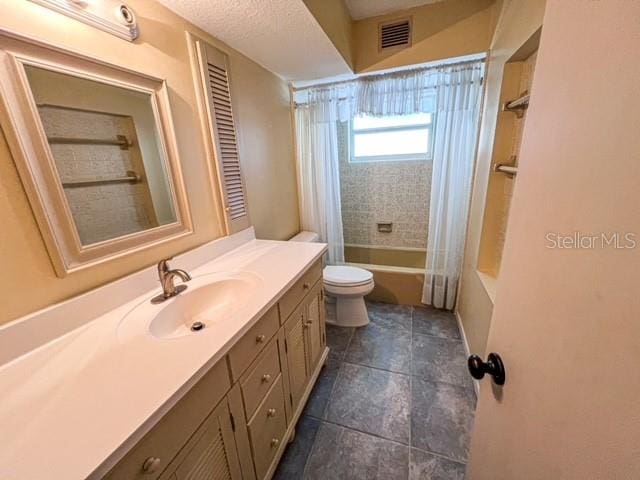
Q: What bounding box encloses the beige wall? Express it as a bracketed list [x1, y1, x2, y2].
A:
[303, 0, 354, 70]
[230, 51, 300, 241]
[456, 0, 546, 356]
[353, 0, 498, 73]
[0, 0, 299, 325]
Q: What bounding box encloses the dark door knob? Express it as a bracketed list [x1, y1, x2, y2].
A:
[467, 352, 506, 386]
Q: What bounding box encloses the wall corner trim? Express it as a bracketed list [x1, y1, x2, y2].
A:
[455, 309, 480, 396]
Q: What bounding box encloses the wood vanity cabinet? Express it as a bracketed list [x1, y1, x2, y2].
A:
[284, 281, 325, 414]
[103, 259, 327, 480]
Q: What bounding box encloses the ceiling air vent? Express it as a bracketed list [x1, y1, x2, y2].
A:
[379, 18, 412, 51]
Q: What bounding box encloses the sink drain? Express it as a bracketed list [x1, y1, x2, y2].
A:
[191, 321, 205, 332]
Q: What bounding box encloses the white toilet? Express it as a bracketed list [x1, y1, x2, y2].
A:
[290, 231, 374, 327]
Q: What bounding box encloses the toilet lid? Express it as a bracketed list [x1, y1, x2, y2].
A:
[323, 265, 373, 287]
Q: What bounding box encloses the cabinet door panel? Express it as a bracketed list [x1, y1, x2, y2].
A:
[165, 401, 242, 480]
[284, 305, 309, 412]
[304, 282, 324, 372]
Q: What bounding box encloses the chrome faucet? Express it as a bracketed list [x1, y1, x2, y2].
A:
[151, 258, 192, 304]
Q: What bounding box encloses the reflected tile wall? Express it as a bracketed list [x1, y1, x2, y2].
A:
[39, 106, 156, 245]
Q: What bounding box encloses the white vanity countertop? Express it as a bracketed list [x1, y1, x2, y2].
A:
[0, 238, 326, 480]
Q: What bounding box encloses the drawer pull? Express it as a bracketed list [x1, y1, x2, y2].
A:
[270, 438, 280, 448]
[267, 408, 277, 417]
[256, 334, 266, 343]
[303, 282, 311, 290]
[262, 373, 272, 383]
[142, 457, 161, 474]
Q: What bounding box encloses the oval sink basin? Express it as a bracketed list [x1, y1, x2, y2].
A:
[118, 271, 263, 341]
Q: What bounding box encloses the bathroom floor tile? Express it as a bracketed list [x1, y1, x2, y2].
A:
[325, 324, 354, 359]
[411, 378, 476, 462]
[409, 448, 466, 480]
[272, 416, 321, 480]
[303, 354, 341, 418]
[412, 333, 471, 388]
[304, 422, 409, 480]
[325, 362, 411, 444]
[281, 301, 477, 479]
[366, 301, 412, 332]
[412, 306, 461, 340]
[345, 321, 411, 373]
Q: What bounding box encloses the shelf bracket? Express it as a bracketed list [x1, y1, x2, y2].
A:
[503, 92, 530, 118]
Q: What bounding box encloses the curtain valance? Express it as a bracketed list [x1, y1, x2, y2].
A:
[295, 60, 484, 119]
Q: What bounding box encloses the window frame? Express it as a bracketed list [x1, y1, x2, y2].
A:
[348, 113, 435, 163]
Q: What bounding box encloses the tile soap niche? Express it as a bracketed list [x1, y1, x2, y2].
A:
[377, 222, 393, 233]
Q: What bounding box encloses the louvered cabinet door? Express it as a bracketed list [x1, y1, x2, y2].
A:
[196, 40, 250, 233]
[304, 282, 325, 373]
[161, 400, 242, 480]
[284, 305, 309, 413]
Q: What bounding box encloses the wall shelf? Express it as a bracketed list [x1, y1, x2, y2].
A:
[47, 134, 132, 150]
[62, 170, 141, 187]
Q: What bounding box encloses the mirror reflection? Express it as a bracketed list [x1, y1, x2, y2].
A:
[24, 65, 177, 246]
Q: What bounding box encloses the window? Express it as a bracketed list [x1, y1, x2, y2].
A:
[349, 112, 434, 163]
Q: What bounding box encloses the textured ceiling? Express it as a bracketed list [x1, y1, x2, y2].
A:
[345, 0, 446, 20]
[156, 0, 351, 81]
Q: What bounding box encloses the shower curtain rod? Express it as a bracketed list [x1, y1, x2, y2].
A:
[291, 57, 485, 93]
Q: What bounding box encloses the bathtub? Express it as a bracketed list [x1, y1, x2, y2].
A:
[344, 244, 425, 306]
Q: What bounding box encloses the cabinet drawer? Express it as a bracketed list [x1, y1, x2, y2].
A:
[104, 359, 230, 480]
[241, 338, 281, 419]
[278, 259, 322, 323]
[247, 375, 287, 479]
[228, 304, 279, 381]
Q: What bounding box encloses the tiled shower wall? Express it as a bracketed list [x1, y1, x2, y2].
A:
[338, 123, 431, 250]
[39, 106, 158, 245]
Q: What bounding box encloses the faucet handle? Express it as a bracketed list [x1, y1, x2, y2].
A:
[157, 258, 173, 274]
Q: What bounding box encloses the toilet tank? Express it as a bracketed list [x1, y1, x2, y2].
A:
[289, 231, 319, 243]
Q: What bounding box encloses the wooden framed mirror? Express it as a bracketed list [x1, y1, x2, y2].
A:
[0, 32, 192, 277]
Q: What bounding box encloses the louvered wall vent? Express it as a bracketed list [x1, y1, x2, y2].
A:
[198, 41, 250, 233]
[206, 62, 246, 221]
[379, 18, 412, 50]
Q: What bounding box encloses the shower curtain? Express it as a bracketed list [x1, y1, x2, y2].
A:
[422, 65, 484, 309]
[294, 87, 352, 264]
[294, 61, 483, 297]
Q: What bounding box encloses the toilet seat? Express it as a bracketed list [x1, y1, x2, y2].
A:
[323, 265, 373, 287]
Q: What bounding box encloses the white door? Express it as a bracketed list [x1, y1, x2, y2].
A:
[466, 1, 640, 479]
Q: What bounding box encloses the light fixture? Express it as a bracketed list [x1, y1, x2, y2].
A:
[29, 0, 139, 41]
